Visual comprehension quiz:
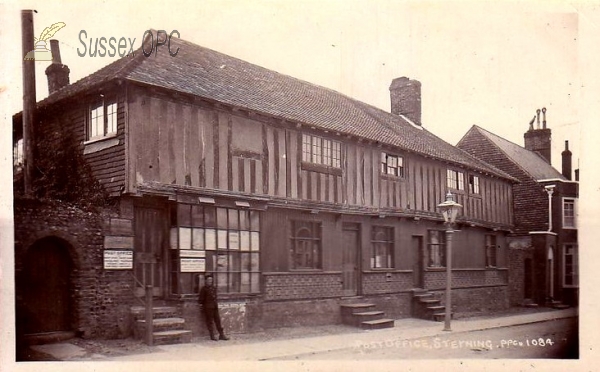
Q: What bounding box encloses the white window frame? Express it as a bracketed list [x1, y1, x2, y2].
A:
[447, 169, 464, 191]
[562, 197, 577, 229]
[468, 174, 480, 194]
[87, 99, 117, 141]
[562, 244, 578, 288]
[301, 134, 341, 168]
[381, 153, 404, 177]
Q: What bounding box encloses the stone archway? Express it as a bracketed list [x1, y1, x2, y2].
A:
[21, 236, 74, 336]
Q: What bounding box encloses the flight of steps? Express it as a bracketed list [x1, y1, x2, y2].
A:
[130, 306, 193, 345]
[411, 288, 451, 322]
[340, 297, 395, 330]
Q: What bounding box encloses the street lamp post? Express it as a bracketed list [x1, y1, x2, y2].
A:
[437, 192, 463, 331]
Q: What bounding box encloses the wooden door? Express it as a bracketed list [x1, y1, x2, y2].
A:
[23, 238, 72, 334]
[134, 205, 168, 297]
[412, 235, 424, 288]
[342, 224, 360, 296]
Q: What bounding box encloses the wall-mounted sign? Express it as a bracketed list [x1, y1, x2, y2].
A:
[104, 250, 133, 270]
[180, 249, 206, 258]
[181, 258, 205, 272]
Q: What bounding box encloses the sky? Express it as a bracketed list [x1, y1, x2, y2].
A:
[1, 0, 591, 167]
[1, 1, 600, 369]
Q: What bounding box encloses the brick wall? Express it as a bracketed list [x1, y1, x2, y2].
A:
[362, 272, 413, 294]
[14, 197, 133, 339]
[431, 286, 509, 313]
[507, 236, 533, 306]
[264, 272, 342, 300]
[424, 269, 508, 290]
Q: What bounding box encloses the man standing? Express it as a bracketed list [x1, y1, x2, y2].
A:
[198, 274, 229, 341]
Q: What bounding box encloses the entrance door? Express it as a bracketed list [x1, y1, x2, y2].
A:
[22, 237, 72, 334]
[134, 205, 168, 297]
[412, 235, 424, 288]
[342, 224, 360, 296]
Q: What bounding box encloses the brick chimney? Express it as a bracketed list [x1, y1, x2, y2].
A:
[45, 39, 70, 94]
[524, 107, 551, 164]
[389, 77, 421, 125]
[561, 140, 572, 180]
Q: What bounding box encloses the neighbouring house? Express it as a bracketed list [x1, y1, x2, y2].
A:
[457, 111, 579, 308]
[14, 32, 518, 344]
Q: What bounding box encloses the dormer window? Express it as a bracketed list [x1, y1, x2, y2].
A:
[88, 99, 117, 141]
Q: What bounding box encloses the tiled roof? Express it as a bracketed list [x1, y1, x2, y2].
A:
[34, 36, 515, 181]
[464, 125, 565, 181]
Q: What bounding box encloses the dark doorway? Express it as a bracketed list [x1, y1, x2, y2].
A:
[342, 223, 360, 296]
[22, 237, 73, 335]
[412, 235, 424, 288]
[134, 205, 168, 297]
[524, 258, 533, 299]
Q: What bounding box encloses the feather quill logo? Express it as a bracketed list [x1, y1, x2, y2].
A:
[24, 22, 66, 61]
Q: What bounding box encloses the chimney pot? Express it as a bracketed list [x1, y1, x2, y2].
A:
[561, 139, 572, 180]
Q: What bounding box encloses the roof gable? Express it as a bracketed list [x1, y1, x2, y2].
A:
[460, 125, 565, 181]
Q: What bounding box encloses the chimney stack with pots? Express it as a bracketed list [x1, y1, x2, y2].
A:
[45, 39, 70, 94]
[524, 107, 552, 164]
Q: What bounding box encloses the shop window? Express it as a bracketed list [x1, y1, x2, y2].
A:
[290, 220, 322, 269]
[169, 203, 260, 295]
[371, 226, 394, 268]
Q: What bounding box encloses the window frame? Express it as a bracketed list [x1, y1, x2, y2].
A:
[301, 133, 341, 169]
[447, 169, 465, 191]
[380, 152, 404, 178]
[562, 244, 578, 288]
[290, 220, 322, 270]
[371, 226, 394, 269]
[427, 230, 446, 268]
[485, 234, 497, 268]
[87, 98, 118, 142]
[468, 174, 480, 194]
[562, 197, 577, 229]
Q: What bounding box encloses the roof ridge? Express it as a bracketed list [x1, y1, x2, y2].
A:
[468, 125, 565, 181]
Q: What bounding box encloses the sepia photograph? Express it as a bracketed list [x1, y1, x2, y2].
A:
[1, 0, 598, 371]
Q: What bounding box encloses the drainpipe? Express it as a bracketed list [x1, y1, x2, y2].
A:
[544, 185, 555, 232]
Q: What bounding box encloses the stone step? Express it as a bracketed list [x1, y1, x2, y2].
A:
[413, 293, 434, 299]
[130, 306, 178, 320]
[433, 312, 453, 322]
[552, 304, 570, 309]
[346, 311, 385, 326]
[340, 303, 376, 316]
[134, 317, 186, 339]
[426, 305, 445, 312]
[360, 318, 395, 330]
[151, 330, 193, 346]
[420, 298, 441, 305]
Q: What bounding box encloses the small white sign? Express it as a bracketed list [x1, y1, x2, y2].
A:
[180, 249, 206, 258]
[104, 250, 133, 270]
[181, 258, 205, 272]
